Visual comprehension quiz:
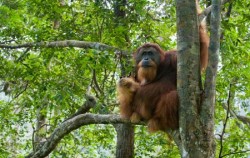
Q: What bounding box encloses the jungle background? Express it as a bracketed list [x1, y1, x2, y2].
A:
[0, 0, 249, 157]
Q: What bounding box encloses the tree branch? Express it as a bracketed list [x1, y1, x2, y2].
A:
[221, 149, 250, 158]
[219, 84, 232, 158]
[0, 40, 126, 54]
[235, 115, 250, 127]
[222, 104, 250, 127]
[199, 0, 221, 156]
[201, 0, 221, 126]
[199, 0, 232, 22]
[26, 113, 142, 158]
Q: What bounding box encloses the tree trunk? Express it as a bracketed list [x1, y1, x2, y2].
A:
[176, 0, 204, 156]
[113, 0, 134, 157]
[115, 124, 134, 158]
[34, 105, 48, 158]
[176, 0, 220, 157]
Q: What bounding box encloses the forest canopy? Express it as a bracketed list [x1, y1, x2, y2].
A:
[0, 0, 249, 157]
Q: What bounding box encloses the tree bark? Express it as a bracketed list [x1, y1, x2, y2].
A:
[0, 40, 119, 51]
[114, 124, 134, 158]
[26, 114, 141, 158]
[200, 0, 221, 156]
[34, 106, 47, 150]
[176, 0, 220, 157]
[176, 0, 203, 156]
[34, 95, 49, 158]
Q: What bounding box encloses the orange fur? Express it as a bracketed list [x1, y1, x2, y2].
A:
[148, 91, 179, 132]
[199, 22, 209, 71]
[130, 112, 141, 123]
[137, 60, 157, 85]
[117, 77, 139, 119]
[197, 0, 209, 71]
[117, 1, 209, 132]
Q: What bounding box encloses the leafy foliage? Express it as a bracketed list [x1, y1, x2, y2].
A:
[0, 0, 249, 157]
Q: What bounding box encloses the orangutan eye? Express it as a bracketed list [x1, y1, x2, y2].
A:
[148, 51, 153, 56]
[142, 51, 154, 56]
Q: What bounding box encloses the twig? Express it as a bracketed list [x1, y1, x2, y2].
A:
[219, 83, 233, 158]
[12, 82, 29, 100]
[92, 69, 103, 95]
[221, 149, 250, 157]
[16, 48, 31, 62]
